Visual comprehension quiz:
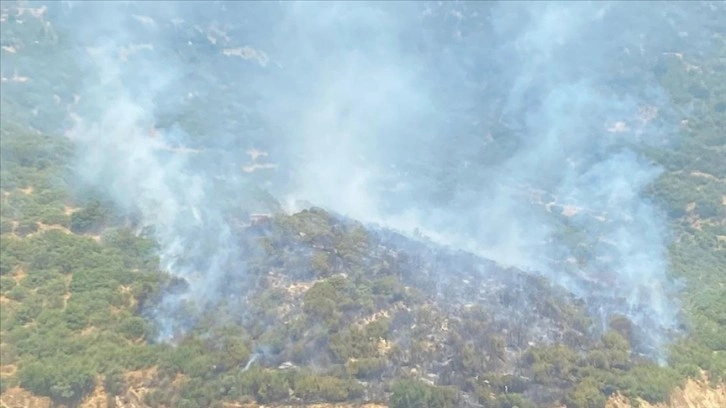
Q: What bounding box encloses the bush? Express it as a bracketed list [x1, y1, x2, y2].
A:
[620, 365, 683, 404]
[104, 367, 127, 396]
[303, 280, 343, 326]
[293, 373, 364, 402]
[237, 367, 291, 403]
[345, 357, 387, 379]
[70, 201, 109, 234]
[564, 379, 608, 408]
[18, 359, 95, 404]
[390, 380, 458, 408]
[119, 316, 148, 340]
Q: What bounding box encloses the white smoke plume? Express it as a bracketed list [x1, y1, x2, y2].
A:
[46, 1, 720, 354]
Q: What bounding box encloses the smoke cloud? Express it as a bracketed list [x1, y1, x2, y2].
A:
[46, 1, 718, 354]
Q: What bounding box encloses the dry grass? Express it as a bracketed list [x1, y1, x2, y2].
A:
[0, 365, 17, 378]
[606, 376, 726, 408]
[0, 387, 51, 408]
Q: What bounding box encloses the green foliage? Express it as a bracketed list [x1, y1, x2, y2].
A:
[345, 357, 387, 379]
[162, 340, 217, 379]
[669, 340, 726, 382]
[518, 329, 691, 407]
[304, 280, 344, 326]
[103, 367, 127, 397]
[18, 358, 95, 403]
[1, 25, 725, 408]
[389, 379, 459, 408]
[329, 321, 390, 363]
[564, 379, 608, 408]
[0, 156, 166, 404]
[0, 275, 17, 294]
[292, 372, 364, 402]
[239, 367, 291, 403]
[119, 316, 149, 340]
[480, 393, 535, 408]
[609, 364, 684, 405]
[70, 200, 111, 234]
[525, 345, 578, 385]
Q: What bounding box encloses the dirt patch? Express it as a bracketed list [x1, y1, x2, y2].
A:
[243, 163, 278, 173]
[36, 222, 72, 235]
[157, 144, 201, 154]
[561, 205, 580, 217]
[246, 148, 268, 161]
[721, 195, 726, 206]
[670, 378, 726, 408]
[60, 274, 72, 309]
[606, 377, 726, 408]
[63, 205, 81, 216]
[206, 25, 231, 45]
[242, 148, 278, 172]
[110, 367, 159, 408]
[19, 186, 33, 195]
[9, 220, 18, 235]
[356, 303, 405, 329]
[0, 71, 29, 83]
[0, 387, 51, 408]
[22, 222, 74, 240]
[81, 326, 98, 337]
[118, 43, 154, 62]
[233, 405, 387, 408]
[222, 46, 269, 67]
[690, 171, 722, 182]
[0, 364, 17, 377]
[131, 14, 156, 28]
[124, 366, 158, 389]
[286, 282, 312, 297]
[118, 285, 136, 309]
[358, 309, 391, 327]
[12, 266, 26, 285]
[684, 202, 704, 230]
[171, 372, 187, 388]
[377, 338, 392, 356]
[1, 45, 17, 53]
[638, 105, 659, 127]
[15, 5, 47, 20]
[662, 52, 703, 73]
[78, 378, 108, 408]
[607, 121, 630, 133]
[62, 291, 71, 309]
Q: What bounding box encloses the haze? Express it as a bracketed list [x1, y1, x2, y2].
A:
[46, 1, 721, 358]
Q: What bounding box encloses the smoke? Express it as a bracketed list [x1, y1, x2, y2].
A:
[46, 1, 718, 355]
[272, 1, 689, 355]
[58, 1, 244, 340]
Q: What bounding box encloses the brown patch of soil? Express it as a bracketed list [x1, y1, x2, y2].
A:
[0, 387, 51, 408]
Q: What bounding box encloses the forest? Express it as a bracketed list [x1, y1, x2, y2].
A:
[1, 2, 725, 408]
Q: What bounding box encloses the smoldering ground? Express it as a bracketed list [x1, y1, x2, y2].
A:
[47, 1, 721, 356]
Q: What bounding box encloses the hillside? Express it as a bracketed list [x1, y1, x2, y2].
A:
[1, 1, 725, 408]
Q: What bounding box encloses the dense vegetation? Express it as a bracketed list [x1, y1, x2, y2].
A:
[649, 41, 726, 382]
[1, 2, 725, 408]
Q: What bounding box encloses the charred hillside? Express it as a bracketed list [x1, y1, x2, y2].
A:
[124, 207, 641, 407]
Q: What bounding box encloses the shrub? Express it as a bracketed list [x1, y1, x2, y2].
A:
[390, 380, 458, 408]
